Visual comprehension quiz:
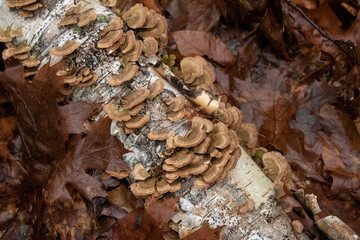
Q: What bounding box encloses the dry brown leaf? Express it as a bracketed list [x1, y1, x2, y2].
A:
[182, 221, 224, 240]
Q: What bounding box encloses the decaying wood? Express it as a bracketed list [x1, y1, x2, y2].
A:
[0, 1, 306, 239]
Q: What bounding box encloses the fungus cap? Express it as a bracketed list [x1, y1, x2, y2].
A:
[262, 151, 292, 186]
[122, 87, 150, 109]
[130, 179, 155, 197]
[165, 172, 179, 182]
[156, 178, 171, 195]
[23, 2, 42, 11]
[123, 40, 143, 62]
[237, 123, 258, 149]
[163, 164, 178, 172]
[166, 96, 185, 112]
[137, 14, 167, 39]
[97, 30, 123, 49]
[142, 37, 158, 57]
[229, 106, 244, 126]
[173, 128, 206, 148]
[59, 15, 78, 26]
[167, 108, 186, 122]
[78, 10, 97, 27]
[165, 149, 193, 168]
[106, 37, 125, 53]
[194, 176, 212, 189]
[119, 30, 135, 53]
[107, 63, 138, 86]
[122, 3, 147, 29]
[106, 170, 129, 179]
[125, 114, 150, 129]
[169, 181, 181, 192]
[22, 57, 40, 67]
[128, 103, 144, 116]
[50, 41, 80, 56]
[180, 57, 204, 84]
[193, 137, 212, 154]
[148, 79, 164, 100]
[0, 29, 12, 42]
[14, 53, 29, 60]
[202, 164, 222, 183]
[142, 9, 157, 28]
[100, 0, 117, 7]
[9, 28, 22, 38]
[78, 73, 98, 87]
[132, 164, 150, 180]
[5, 0, 37, 7]
[66, 5, 86, 15]
[103, 103, 131, 122]
[147, 130, 175, 141]
[101, 17, 124, 36]
[18, 10, 33, 18]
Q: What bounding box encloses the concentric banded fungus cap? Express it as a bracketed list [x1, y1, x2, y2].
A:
[122, 3, 147, 29]
[5, 0, 37, 7]
[194, 176, 212, 189]
[137, 14, 167, 39]
[78, 73, 98, 87]
[148, 79, 164, 99]
[147, 130, 175, 141]
[132, 164, 150, 180]
[165, 172, 179, 182]
[142, 37, 158, 57]
[156, 178, 171, 194]
[237, 123, 258, 148]
[107, 63, 138, 86]
[181, 57, 204, 84]
[169, 181, 181, 192]
[193, 137, 212, 154]
[78, 10, 97, 27]
[50, 41, 80, 56]
[173, 121, 207, 148]
[166, 96, 185, 112]
[128, 103, 144, 116]
[163, 164, 178, 172]
[100, 0, 117, 7]
[122, 87, 150, 109]
[262, 151, 292, 186]
[9, 27, 22, 38]
[103, 103, 131, 121]
[167, 108, 185, 122]
[22, 2, 42, 11]
[239, 199, 255, 213]
[101, 17, 123, 36]
[66, 5, 86, 15]
[22, 57, 40, 67]
[14, 53, 29, 60]
[178, 162, 208, 178]
[125, 114, 150, 129]
[59, 15, 78, 26]
[18, 10, 33, 18]
[98, 30, 123, 49]
[142, 9, 157, 28]
[2, 44, 31, 60]
[229, 106, 243, 126]
[105, 170, 129, 179]
[130, 179, 155, 197]
[165, 149, 193, 168]
[123, 40, 143, 62]
[202, 164, 222, 183]
[191, 65, 216, 91]
[120, 30, 135, 53]
[106, 37, 125, 53]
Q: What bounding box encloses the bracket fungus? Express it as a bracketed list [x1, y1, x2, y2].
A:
[78, 10, 97, 27]
[132, 164, 150, 180]
[2, 43, 31, 60]
[107, 63, 138, 86]
[100, 0, 117, 7]
[123, 40, 143, 62]
[128, 103, 144, 116]
[156, 178, 171, 195]
[0, 29, 13, 42]
[122, 87, 150, 109]
[173, 118, 207, 148]
[147, 130, 175, 141]
[148, 79, 164, 99]
[122, 3, 147, 29]
[22, 56, 40, 67]
[50, 41, 80, 56]
[119, 30, 136, 53]
[166, 96, 186, 122]
[142, 37, 158, 57]
[124, 114, 150, 129]
[97, 30, 123, 49]
[5, 0, 42, 18]
[237, 123, 258, 149]
[103, 103, 131, 122]
[130, 179, 155, 197]
[59, 6, 95, 27]
[101, 17, 123, 36]
[180, 57, 204, 84]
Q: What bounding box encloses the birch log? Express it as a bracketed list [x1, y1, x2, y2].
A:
[0, 1, 305, 239]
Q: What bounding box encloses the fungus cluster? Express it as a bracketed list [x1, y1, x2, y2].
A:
[103, 80, 164, 134]
[165, 96, 186, 121]
[5, 0, 43, 18]
[131, 116, 242, 198]
[180, 56, 216, 91]
[58, 6, 96, 28]
[100, 0, 117, 7]
[1, 28, 41, 78]
[57, 66, 98, 88]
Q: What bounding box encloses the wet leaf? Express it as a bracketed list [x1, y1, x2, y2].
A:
[110, 197, 180, 240]
[47, 117, 130, 203]
[172, 30, 235, 67]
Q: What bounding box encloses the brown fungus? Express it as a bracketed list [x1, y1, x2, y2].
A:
[128, 103, 144, 116]
[166, 96, 185, 112]
[237, 123, 258, 149]
[5, 0, 37, 8]
[142, 9, 157, 28]
[169, 181, 181, 192]
[78, 10, 97, 27]
[78, 73, 98, 87]
[180, 57, 204, 84]
[173, 118, 207, 148]
[194, 176, 213, 189]
[14, 53, 29, 60]
[22, 57, 40, 67]
[66, 5, 86, 15]
[165, 149, 194, 168]
[106, 37, 125, 53]
[3, 44, 31, 60]
[107, 63, 138, 86]
[156, 178, 171, 195]
[132, 164, 150, 180]
[119, 30, 135, 53]
[50, 41, 80, 56]
[148, 79, 164, 99]
[100, 0, 117, 7]
[0, 29, 12, 42]
[137, 13, 167, 39]
[103, 103, 131, 122]
[130, 179, 155, 197]
[22, 2, 42, 11]
[122, 3, 147, 29]
[142, 37, 158, 57]
[125, 114, 150, 129]
[202, 164, 222, 183]
[122, 87, 150, 109]
[101, 17, 123, 36]
[147, 130, 175, 141]
[123, 40, 143, 62]
[59, 15, 78, 26]
[262, 151, 294, 188]
[98, 30, 123, 49]
[193, 137, 211, 154]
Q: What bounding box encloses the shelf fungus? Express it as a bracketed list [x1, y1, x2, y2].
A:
[142, 37, 158, 57]
[22, 56, 40, 68]
[107, 63, 138, 86]
[148, 79, 164, 99]
[236, 123, 258, 149]
[2, 43, 31, 60]
[123, 40, 143, 62]
[50, 41, 80, 56]
[101, 17, 123, 36]
[5, 0, 42, 18]
[132, 164, 150, 180]
[124, 114, 150, 129]
[61, 67, 98, 87]
[59, 6, 95, 27]
[122, 3, 147, 29]
[100, 0, 117, 7]
[173, 118, 207, 148]
[119, 30, 136, 53]
[147, 130, 175, 141]
[103, 103, 131, 122]
[97, 30, 123, 49]
[130, 178, 156, 197]
[166, 96, 186, 122]
[122, 87, 150, 109]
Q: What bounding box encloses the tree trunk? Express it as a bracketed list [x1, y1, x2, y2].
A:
[0, 1, 304, 239]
